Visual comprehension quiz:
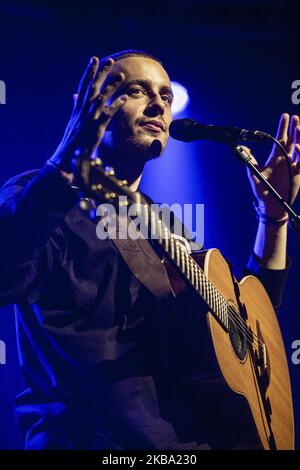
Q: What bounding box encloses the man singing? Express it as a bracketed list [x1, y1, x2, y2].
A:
[0, 50, 299, 449]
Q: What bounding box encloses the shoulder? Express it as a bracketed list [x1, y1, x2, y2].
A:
[0, 169, 40, 206]
[1, 169, 40, 190]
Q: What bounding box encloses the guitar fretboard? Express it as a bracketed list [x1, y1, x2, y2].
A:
[86, 162, 231, 333]
[139, 205, 230, 332]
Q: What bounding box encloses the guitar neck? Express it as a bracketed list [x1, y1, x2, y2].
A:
[136, 201, 230, 333]
[80, 159, 230, 332]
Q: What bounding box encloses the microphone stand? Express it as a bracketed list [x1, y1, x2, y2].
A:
[231, 144, 300, 237]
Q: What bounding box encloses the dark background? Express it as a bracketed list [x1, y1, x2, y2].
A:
[0, 0, 299, 449]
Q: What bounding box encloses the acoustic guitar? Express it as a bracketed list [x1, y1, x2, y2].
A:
[73, 154, 295, 450]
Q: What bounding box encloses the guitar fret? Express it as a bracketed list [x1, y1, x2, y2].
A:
[220, 297, 226, 325]
[199, 271, 205, 298]
[225, 305, 229, 329]
[176, 241, 180, 267]
[170, 236, 175, 260]
[189, 258, 194, 284]
[195, 265, 199, 291]
[203, 273, 209, 305]
[221, 298, 225, 324]
[212, 289, 217, 317]
[143, 204, 149, 235]
[190, 260, 195, 286]
[216, 294, 221, 322]
[158, 217, 162, 243]
[186, 251, 190, 279]
[205, 277, 210, 306]
[210, 284, 215, 309]
[200, 271, 206, 300]
[160, 221, 230, 332]
[211, 284, 215, 312]
[216, 297, 221, 321]
[181, 246, 186, 274]
[151, 209, 156, 239]
[208, 282, 213, 309]
[164, 227, 169, 253]
[208, 279, 212, 308]
[221, 300, 226, 326]
[193, 266, 229, 330]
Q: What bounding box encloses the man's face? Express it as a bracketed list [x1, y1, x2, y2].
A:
[105, 56, 173, 160]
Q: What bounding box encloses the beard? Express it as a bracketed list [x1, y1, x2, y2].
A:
[104, 113, 166, 163]
[116, 136, 163, 162]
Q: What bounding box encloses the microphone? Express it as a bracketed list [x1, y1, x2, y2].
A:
[169, 118, 271, 143]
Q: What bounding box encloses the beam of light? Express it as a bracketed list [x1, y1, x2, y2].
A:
[171, 81, 190, 114]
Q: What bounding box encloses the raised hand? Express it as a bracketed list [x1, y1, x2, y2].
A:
[48, 56, 127, 173]
[246, 113, 300, 219]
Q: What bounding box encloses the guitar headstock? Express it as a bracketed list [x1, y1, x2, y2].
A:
[72, 149, 142, 210]
[72, 149, 167, 243]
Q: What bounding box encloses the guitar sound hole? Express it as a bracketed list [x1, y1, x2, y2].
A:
[229, 313, 248, 361]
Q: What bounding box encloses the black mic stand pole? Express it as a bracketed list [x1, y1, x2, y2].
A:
[231, 144, 300, 237]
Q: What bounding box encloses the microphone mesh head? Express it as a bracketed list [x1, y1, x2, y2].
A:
[169, 119, 196, 142]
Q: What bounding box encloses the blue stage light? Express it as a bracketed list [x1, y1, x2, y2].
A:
[171, 81, 190, 114]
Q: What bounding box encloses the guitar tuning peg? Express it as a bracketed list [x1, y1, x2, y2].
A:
[104, 166, 115, 176]
[119, 199, 129, 207]
[118, 179, 128, 186]
[79, 197, 95, 212]
[104, 192, 117, 199]
[91, 184, 103, 191]
[79, 198, 97, 220]
[90, 158, 103, 167]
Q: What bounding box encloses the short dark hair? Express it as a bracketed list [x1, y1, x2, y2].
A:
[99, 49, 163, 68]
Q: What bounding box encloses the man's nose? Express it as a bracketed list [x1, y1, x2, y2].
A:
[144, 95, 165, 117]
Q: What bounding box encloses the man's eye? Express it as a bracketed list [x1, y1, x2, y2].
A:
[129, 88, 145, 96]
[162, 95, 172, 104]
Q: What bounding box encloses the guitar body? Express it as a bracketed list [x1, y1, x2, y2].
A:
[165, 248, 294, 450]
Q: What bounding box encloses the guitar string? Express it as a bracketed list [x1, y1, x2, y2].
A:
[172, 237, 263, 349]
[139, 203, 263, 350]
[124, 201, 263, 351]
[93, 168, 262, 351]
[180, 241, 257, 343]
[175, 235, 263, 349]
[146, 208, 263, 350]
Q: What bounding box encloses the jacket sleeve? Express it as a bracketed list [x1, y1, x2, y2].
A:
[243, 252, 291, 311]
[0, 164, 79, 305]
